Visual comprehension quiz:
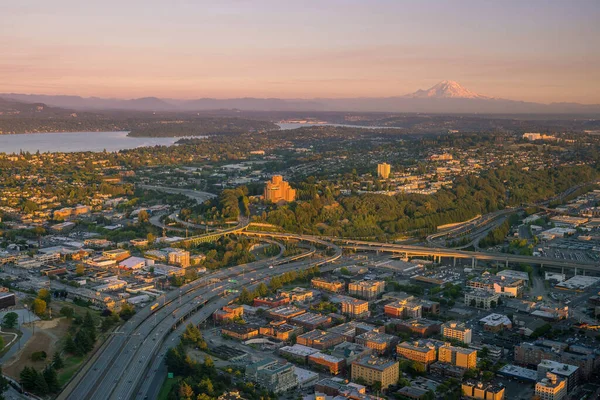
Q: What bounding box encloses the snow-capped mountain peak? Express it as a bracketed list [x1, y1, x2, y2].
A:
[407, 80, 489, 99]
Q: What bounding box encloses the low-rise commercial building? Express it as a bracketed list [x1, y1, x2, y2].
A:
[222, 324, 259, 340]
[331, 342, 372, 365]
[296, 330, 345, 350]
[267, 305, 306, 321]
[384, 300, 422, 319]
[392, 318, 441, 337]
[254, 296, 290, 308]
[289, 312, 332, 330]
[260, 321, 303, 342]
[214, 305, 244, 322]
[308, 352, 345, 375]
[479, 313, 512, 333]
[245, 358, 298, 394]
[279, 344, 320, 364]
[327, 321, 379, 342]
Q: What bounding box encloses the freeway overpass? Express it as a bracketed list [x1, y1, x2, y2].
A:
[59, 233, 340, 400]
[177, 225, 597, 274]
[337, 241, 600, 275]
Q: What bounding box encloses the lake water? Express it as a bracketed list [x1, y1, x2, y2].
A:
[0, 131, 182, 154]
[0, 123, 394, 154]
[276, 122, 394, 130]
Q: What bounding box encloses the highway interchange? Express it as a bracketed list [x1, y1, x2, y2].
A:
[58, 183, 599, 399]
[60, 233, 342, 400]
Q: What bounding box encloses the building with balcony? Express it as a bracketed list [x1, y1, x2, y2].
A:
[438, 344, 477, 369]
[348, 280, 386, 300]
[311, 277, 345, 293]
[340, 297, 370, 319]
[441, 321, 472, 344]
[167, 249, 190, 268]
[396, 340, 444, 366]
[351, 355, 399, 390]
[464, 290, 500, 310]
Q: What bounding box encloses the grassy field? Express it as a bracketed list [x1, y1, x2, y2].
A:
[49, 300, 103, 322]
[57, 355, 84, 386]
[158, 375, 180, 400]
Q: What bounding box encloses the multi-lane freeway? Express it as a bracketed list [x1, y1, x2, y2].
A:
[59, 235, 341, 400]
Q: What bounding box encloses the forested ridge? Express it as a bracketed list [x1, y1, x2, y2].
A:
[262, 164, 597, 239]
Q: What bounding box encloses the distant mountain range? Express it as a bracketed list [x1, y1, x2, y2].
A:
[2, 81, 600, 114]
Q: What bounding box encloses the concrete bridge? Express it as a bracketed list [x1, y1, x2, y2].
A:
[172, 224, 599, 275]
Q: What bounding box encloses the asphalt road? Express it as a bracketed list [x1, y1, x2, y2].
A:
[60, 235, 340, 400]
[61, 253, 283, 400]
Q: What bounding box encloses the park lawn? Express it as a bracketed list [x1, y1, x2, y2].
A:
[57, 355, 84, 386]
[50, 300, 103, 322]
[158, 375, 181, 400]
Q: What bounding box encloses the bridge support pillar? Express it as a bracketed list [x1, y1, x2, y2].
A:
[453, 257, 456, 267]
[471, 257, 475, 268]
[506, 259, 509, 268]
[574, 267, 577, 276]
[562, 266, 564, 275]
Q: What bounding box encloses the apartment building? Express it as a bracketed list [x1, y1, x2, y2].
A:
[348, 280, 386, 300]
[167, 249, 190, 268]
[438, 344, 477, 369]
[535, 372, 567, 400]
[464, 290, 500, 310]
[340, 297, 370, 319]
[384, 300, 422, 319]
[461, 380, 505, 400]
[355, 331, 398, 355]
[264, 175, 296, 203]
[311, 277, 345, 293]
[396, 340, 442, 366]
[441, 321, 472, 344]
[351, 355, 399, 390]
[377, 163, 391, 179]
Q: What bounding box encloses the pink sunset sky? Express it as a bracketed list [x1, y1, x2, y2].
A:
[1, 0, 599, 103]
